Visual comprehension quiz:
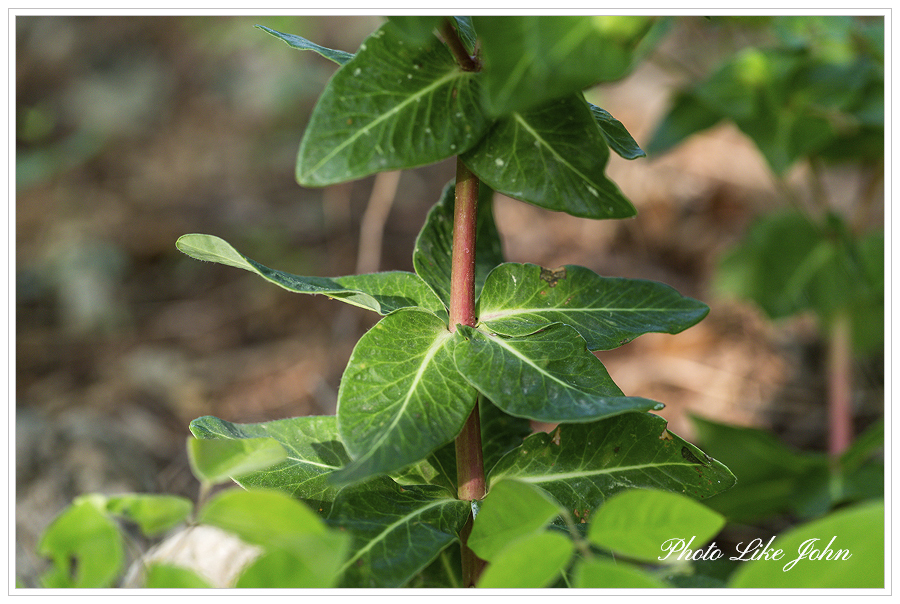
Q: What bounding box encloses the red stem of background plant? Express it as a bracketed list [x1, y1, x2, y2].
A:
[450, 159, 487, 586]
[827, 312, 852, 462]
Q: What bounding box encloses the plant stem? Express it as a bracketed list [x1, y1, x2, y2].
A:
[827, 311, 853, 462]
[450, 159, 487, 586]
[440, 18, 479, 72]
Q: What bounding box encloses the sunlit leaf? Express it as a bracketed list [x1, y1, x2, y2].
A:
[729, 501, 884, 588]
[187, 436, 287, 485]
[468, 479, 562, 561]
[588, 489, 725, 562]
[105, 494, 193, 537]
[574, 558, 667, 588]
[475, 531, 573, 588]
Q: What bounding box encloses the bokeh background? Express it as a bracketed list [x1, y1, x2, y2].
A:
[15, 14, 884, 585]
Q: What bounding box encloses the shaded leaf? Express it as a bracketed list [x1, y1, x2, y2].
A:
[255, 25, 354, 65]
[326, 482, 469, 588]
[589, 104, 646, 159]
[297, 21, 490, 186]
[333, 309, 475, 484]
[412, 179, 504, 310]
[478, 263, 709, 350]
[647, 91, 723, 156]
[473, 15, 652, 116]
[462, 95, 637, 219]
[588, 489, 725, 562]
[176, 234, 446, 318]
[387, 16, 444, 42]
[455, 324, 663, 422]
[488, 413, 736, 516]
[476, 531, 573, 588]
[187, 436, 287, 485]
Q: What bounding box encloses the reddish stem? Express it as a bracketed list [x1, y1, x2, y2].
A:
[450, 159, 487, 586]
[827, 312, 853, 461]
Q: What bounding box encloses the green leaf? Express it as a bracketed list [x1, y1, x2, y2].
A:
[589, 104, 646, 159]
[200, 489, 350, 589]
[296, 21, 490, 186]
[473, 15, 652, 116]
[187, 436, 287, 485]
[255, 25, 354, 65]
[573, 558, 668, 588]
[412, 179, 504, 310]
[451, 16, 477, 54]
[144, 564, 212, 588]
[476, 531, 574, 588]
[479, 397, 533, 476]
[477, 263, 709, 350]
[588, 489, 725, 562]
[37, 495, 124, 588]
[729, 500, 884, 588]
[105, 494, 193, 537]
[189, 414, 349, 514]
[462, 95, 637, 219]
[455, 324, 663, 423]
[468, 479, 562, 561]
[647, 91, 723, 156]
[326, 482, 469, 588]
[386, 16, 444, 42]
[333, 308, 476, 484]
[716, 211, 883, 336]
[488, 413, 736, 516]
[176, 234, 446, 318]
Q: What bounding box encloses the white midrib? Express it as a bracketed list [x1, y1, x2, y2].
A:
[350, 330, 452, 464]
[478, 305, 677, 322]
[494, 460, 694, 485]
[512, 111, 600, 191]
[337, 496, 456, 573]
[304, 68, 467, 179]
[482, 330, 584, 393]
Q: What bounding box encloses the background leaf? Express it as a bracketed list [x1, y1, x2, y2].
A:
[589, 104, 646, 159]
[488, 412, 736, 516]
[455, 323, 663, 422]
[255, 25, 354, 65]
[462, 94, 637, 219]
[386, 16, 444, 43]
[296, 20, 490, 186]
[177, 234, 446, 318]
[334, 309, 475, 484]
[478, 263, 709, 350]
[588, 489, 725, 562]
[473, 15, 653, 116]
[412, 179, 504, 310]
